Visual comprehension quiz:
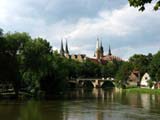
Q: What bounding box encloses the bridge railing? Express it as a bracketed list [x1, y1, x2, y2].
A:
[76, 78, 115, 81]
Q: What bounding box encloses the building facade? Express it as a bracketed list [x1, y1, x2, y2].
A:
[59, 38, 122, 64]
[141, 73, 150, 88]
[60, 39, 86, 62]
[89, 38, 122, 64]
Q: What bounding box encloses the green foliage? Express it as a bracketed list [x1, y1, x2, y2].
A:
[147, 79, 154, 88]
[128, 0, 160, 11]
[0, 32, 31, 97]
[61, 58, 81, 80]
[0, 30, 68, 97]
[155, 69, 160, 81]
[125, 88, 160, 94]
[40, 60, 68, 95]
[79, 60, 101, 78]
[21, 38, 52, 72]
[154, 1, 160, 10]
[20, 38, 54, 95]
[129, 54, 151, 77]
[115, 62, 133, 87]
[4, 32, 31, 56]
[149, 51, 160, 81]
[101, 61, 121, 78]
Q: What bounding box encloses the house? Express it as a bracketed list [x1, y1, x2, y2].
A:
[128, 70, 140, 87]
[140, 73, 150, 88]
[154, 82, 160, 89]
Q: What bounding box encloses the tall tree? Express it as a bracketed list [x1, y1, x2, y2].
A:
[116, 62, 133, 87]
[21, 38, 53, 94]
[0, 32, 31, 97]
[149, 51, 160, 81]
[129, 54, 150, 78]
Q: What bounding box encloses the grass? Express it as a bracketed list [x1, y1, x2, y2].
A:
[124, 88, 160, 94]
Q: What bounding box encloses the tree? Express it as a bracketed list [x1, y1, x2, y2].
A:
[0, 32, 31, 97]
[128, 0, 160, 11]
[79, 60, 101, 78]
[40, 56, 68, 95]
[115, 62, 133, 88]
[149, 51, 160, 81]
[101, 65, 108, 78]
[101, 62, 117, 78]
[64, 59, 81, 79]
[129, 54, 151, 78]
[155, 69, 160, 82]
[21, 38, 53, 94]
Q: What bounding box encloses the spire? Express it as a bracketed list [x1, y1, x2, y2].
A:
[65, 39, 69, 54]
[108, 45, 112, 56]
[96, 38, 100, 50]
[60, 39, 64, 56]
[95, 37, 101, 59]
[100, 40, 104, 56]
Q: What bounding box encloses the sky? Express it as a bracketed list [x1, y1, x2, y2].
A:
[0, 0, 160, 60]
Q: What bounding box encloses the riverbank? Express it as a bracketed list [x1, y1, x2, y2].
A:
[124, 88, 160, 94]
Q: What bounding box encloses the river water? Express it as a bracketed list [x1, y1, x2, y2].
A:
[0, 88, 160, 120]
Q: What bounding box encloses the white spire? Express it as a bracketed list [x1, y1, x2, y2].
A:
[96, 38, 100, 50]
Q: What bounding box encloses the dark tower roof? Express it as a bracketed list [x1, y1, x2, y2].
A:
[65, 39, 69, 54]
[108, 45, 112, 56]
[60, 39, 64, 56]
[100, 40, 104, 55]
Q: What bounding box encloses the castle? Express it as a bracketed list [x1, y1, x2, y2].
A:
[59, 38, 122, 64]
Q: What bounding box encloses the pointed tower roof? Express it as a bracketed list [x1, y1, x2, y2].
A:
[60, 39, 64, 56]
[96, 38, 100, 50]
[65, 39, 69, 54]
[108, 45, 112, 56]
[100, 40, 104, 54]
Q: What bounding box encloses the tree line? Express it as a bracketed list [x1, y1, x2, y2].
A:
[0, 29, 160, 97]
[116, 52, 160, 85]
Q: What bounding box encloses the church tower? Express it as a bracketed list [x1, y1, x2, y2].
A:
[95, 38, 104, 59]
[60, 39, 64, 56]
[108, 45, 112, 56]
[65, 39, 69, 56]
[95, 38, 101, 59]
[99, 40, 104, 58]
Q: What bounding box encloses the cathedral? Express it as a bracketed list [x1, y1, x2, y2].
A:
[59, 38, 122, 64]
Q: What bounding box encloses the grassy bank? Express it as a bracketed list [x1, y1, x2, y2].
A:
[124, 88, 160, 94]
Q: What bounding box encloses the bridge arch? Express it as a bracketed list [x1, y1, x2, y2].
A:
[101, 81, 115, 88]
[82, 80, 94, 88]
[69, 78, 115, 88]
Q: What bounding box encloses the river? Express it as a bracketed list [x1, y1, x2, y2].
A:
[0, 88, 160, 120]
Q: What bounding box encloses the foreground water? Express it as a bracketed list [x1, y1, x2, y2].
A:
[0, 88, 160, 120]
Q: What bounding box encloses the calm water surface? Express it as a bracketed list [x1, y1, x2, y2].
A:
[0, 88, 160, 120]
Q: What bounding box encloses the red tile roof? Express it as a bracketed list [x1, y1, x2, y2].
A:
[102, 55, 122, 61]
[86, 55, 122, 65]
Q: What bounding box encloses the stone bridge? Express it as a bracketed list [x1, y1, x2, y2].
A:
[68, 78, 115, 88]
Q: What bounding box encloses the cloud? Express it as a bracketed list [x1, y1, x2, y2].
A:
[59, 3, 160, 59]
[0, 0, 160, 60]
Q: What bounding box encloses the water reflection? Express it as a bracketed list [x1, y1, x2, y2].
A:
[0, 88, 160, 120]
[19, 101, 42, 120]
[66, 88, 119, 100]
